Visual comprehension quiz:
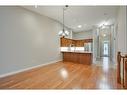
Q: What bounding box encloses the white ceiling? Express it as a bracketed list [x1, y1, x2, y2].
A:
[23, 6, 119, 32]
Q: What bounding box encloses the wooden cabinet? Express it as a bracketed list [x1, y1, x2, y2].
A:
[62, 52, 92, 65]
[84, 39, 93, 43]
[72, 40, 76, 45]
[75, 40, 84, 47]
[61, 37, 73, 47]
[60, 37, 93, 47]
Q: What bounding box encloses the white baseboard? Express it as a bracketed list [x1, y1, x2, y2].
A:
[0, 60, 62, 78]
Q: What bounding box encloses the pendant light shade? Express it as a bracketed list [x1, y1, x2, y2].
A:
[58, 29, 69, 37]
[58, 5, 69, 37]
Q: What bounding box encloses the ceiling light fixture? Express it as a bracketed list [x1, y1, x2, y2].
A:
[100, 13, 109, 29]
[78, 25, 82, 28]
[103, 34, 106, 37]
[58, 5, 69, 37]
[101, 24, 106, 29]
[35, 5, 37, 8]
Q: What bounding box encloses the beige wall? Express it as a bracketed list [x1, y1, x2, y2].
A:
[0, 7, 71, 76]
[116, 6, 126, 79]
[117, 6, 127, 54]
[72, 30, 93, 40]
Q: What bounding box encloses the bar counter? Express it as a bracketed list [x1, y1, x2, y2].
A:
[61, 51, 93, 65]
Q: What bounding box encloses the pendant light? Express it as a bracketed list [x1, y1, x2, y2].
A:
[58, 5, 69, 37]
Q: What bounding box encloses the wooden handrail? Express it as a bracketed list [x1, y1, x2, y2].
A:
[117, 52, 127, 89]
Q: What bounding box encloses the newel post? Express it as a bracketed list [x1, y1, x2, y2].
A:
[125, 55, 127, 88]
[117, 52, 121, 84]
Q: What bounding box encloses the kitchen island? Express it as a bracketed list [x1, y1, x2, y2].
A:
[61, 51, 93, 65]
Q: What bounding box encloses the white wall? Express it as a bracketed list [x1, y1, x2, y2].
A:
[0, 7, 70, 76]
[72, 31, 93, 40]
[116, 6, 127, 79]
[126, 6, 127, 52]
[116, 6, 127, 54]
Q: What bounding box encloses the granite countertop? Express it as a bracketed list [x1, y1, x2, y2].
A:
[61, 50, 92, 54]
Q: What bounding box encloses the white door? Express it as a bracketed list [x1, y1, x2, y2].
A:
[103, 43, 108, 56]
[103, 42, 109, 57]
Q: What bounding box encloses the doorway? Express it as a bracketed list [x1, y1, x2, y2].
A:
[99, 26, 111, 58]
[102, 41, 110, 57]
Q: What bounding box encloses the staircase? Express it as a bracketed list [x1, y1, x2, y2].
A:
[117, 52, 127, 88]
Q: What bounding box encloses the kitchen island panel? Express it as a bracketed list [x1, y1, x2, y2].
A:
[62, 52, 92, 65]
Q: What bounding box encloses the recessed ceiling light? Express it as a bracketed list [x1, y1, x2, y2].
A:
[35, 5, 37, 8]
[104, 22, 109, 25]
[78, 25, 82, 28]
[103, 34, 106, 37]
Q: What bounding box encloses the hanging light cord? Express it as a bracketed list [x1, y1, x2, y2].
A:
[63, 5, 69, 33]
[63, 7, 65, 32]
[58, 5, 69, 37]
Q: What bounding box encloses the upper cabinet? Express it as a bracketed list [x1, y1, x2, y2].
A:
[75, 40, 84, 47]
[84, 39, 93, 43]
[61, 37, 73, 47]
[60, 37, 92, 47]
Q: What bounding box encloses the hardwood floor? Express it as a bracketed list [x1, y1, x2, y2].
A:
[0, 57, 122, 89]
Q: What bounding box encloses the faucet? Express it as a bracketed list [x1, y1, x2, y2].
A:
[69, 44, 75, 51]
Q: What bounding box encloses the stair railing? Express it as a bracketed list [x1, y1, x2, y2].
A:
[117, 51, 127, 88]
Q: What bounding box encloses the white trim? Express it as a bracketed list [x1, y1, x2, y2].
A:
[123, 6, 127, 53]
[0, 60, 62, 78]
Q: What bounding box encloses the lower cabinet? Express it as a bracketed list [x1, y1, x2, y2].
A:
[62, 52, 92, 65]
